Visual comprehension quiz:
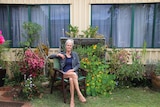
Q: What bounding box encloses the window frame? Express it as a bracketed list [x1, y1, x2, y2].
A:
[0, 4, 70, 48]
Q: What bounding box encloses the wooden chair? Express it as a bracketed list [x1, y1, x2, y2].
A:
[50, 58, 87, 103]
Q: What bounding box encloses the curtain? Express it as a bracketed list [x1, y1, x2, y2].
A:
[91, 4, 157, 48]
[133, 4, 153, 48]
[91, 5, 112, 46]
[31, 6, 49, 47]
[91, 5, 132, 48]
[112, 5, 132, 48]
[0, 5, 9, 40]
[146, 4, 154, 47]
[154, 4, 160, 48]
[50, 5, 70, 47]
[10, 6, 28, 47]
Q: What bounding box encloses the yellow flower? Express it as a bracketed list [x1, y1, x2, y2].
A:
[99, 71, 102, 74]
[92, 77, 94, 80]
[86, 83, 89, 86]
[93, 45, 97, 49]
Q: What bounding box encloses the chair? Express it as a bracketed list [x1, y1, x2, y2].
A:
[50, 57, 87, 103]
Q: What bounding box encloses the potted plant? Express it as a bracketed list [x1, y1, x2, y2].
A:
[61, 25, 106, 51]
[0, 30, 10, 87]
[82, 26, 98, 38]
[149, 61, 160, 90]
[65, 24, 79, 38]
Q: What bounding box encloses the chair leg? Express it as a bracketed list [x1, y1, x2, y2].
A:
[62, 77, 67, 103]
[50, 71, 57, 94]
[84, 81, 87, 96]
[50, 77, 54, 94]
[84, 85, 87, 96]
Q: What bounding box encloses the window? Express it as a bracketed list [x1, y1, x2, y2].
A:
[0, 5, 9, 41]
[112, 5, 132, 48]
[50, 5, 70, 47]
[0, 4, 70, 47]
[133, 4, 154, 48]
[91, 5, 112, 46]
[154, 4, 160, 48]
[10, 5, 28, 47]
[91, 4, 160, 48]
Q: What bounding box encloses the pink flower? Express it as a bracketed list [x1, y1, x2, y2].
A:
[0, 35, 5, 44]
[0, 30, 5, 44]
[20, 49, 45, 77]
[136, 56, 141, 59]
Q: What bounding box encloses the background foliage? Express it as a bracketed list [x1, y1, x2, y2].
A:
[74, 44, 116, 96]
[107, 48, 146, 86]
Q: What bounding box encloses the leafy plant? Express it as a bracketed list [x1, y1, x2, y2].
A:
[82, 26, 98, 38]
[4, 61, 24, 86]
[21, 22, 42, 47]
[4, 48, 25, 86]
[74, 44, 116, 96]
[118, 50, 144, 80]
[21, 75, 39, 100]
[107, 48, 130, 74]
[108, 48, 145, 86]
[65, 25, 99, 38]
[65, 24, 79, 38]
[19, 49, 45, 78]
[0, 30, 10, 69]
[155, 61, 160, 75]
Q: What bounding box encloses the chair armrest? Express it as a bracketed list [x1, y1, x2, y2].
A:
[78, 68, 87, 76]
[53, 68, 64, 74]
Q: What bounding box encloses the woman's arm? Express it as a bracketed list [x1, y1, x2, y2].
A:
[72, 52, 80, 72]
[48, 54, 58, 59]
[48, 53, 65, 59]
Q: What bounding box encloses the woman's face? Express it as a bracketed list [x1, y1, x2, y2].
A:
[65, 41, 73, 52]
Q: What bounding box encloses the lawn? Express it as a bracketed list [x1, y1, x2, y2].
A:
[31, 87, 160, 107]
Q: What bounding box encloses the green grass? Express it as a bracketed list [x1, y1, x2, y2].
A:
[31, 87, 160, 107]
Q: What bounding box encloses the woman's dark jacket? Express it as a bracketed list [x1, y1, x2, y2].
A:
[48, 51, 80, 72]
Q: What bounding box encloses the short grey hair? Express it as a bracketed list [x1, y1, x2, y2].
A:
[65, 39, 74, 46]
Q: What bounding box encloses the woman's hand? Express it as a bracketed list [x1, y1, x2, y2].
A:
[57, 53, 65, 59]
[67, 69, 74, 72]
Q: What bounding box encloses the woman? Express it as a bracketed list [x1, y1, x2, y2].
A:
[49, 39, 86, 107]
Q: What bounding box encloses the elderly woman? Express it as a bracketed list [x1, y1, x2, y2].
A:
[49, 39, 86, 107]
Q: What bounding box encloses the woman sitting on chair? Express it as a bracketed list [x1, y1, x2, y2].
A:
[49, 39, 86, 107]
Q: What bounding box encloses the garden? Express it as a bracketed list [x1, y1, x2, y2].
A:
[0, 23, 160, 107]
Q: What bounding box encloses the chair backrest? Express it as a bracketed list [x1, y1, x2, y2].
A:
[53, 58, 60, 70]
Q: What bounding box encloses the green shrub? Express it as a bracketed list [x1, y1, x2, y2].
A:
[75, 44, 116, 96]
[107, 48, 145, 87]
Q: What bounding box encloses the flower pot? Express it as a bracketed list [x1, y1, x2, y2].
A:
[60, 37, 106, 51]
[0, 69, 6, 87]
[149, 71, 160, 90]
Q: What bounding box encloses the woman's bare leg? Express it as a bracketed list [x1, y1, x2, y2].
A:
[69, 78, 75, 107]
[64, 72, 86, 103]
